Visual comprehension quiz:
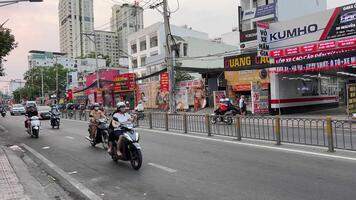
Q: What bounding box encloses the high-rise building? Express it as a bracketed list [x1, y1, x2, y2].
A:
[94, 30, 120, 67]
[59, 0, 95, 58]
[110, 3, 144, 57]
[28, 50, 75, 69]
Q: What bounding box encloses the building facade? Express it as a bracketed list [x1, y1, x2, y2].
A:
[9, 79, 23, 96]
[111, 3, 144, 57]
[59, 0, 95, 58]
[94, 30, 120, 67]
[28, 50, 75, 69]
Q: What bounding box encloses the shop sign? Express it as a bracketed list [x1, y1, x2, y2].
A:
[347, 84, 356, 114]
[224, 53, 270, 69]
[251, 81, 269, 114]
[241, 3, 276, 20]
[113, 73, 136, 92]
[270, 53, 356, 73]
[160, 72, 169, 92]
[240, 29, 257, 43]
[257, 22, 270, 57]
[225, 70, 269, 92]
[175, 88, 189, 110]
[176, 79, 206, 109]
[266, 3, 356, 49]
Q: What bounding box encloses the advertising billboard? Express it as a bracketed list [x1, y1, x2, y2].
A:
[242, 3, 276, 21]
[266, 3, 356, 49]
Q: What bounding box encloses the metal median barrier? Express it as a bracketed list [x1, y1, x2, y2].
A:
[61, 110, 355, 152]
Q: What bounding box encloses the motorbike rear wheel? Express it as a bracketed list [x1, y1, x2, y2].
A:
[225, 116, 233, 125]
[102, 131, 109, 150]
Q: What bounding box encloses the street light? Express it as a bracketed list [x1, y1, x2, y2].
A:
[0, 0, 43, 7]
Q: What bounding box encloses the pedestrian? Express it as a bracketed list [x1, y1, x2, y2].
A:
[239, 95, 247, 116]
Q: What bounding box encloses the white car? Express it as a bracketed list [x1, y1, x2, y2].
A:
[10, 104, 26, 115]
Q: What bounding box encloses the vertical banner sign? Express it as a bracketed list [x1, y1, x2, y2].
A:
[251, 81, 269, 114]
[347, 84, 356, 115]
[257, 22, 270, 57]
[160, 72, 169, 92]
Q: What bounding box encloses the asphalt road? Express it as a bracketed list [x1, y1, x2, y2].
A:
[1, 114, 356, 200]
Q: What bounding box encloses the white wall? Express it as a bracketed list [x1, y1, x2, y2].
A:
[277, 0, 327, 21]
[221, 31, 240, 47]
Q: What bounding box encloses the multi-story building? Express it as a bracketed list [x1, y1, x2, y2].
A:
[28, 50, 75, 69]
[111, 3, 144, 57]
[128, 22, 237, 90]
[74, 58, 106, 73]
[94, 30, 120, 67]
[59, 0, 95, 58]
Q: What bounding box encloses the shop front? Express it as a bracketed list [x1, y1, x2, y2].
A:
[113, 73, 137, 109]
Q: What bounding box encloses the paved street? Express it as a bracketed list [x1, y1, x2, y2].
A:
[1, 114, 356, 200]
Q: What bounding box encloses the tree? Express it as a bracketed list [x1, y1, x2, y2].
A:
[86, 52, 111, 67]
[175, 71, 193, 83]
[14, 65, 69, 101]
[0, 27, 17, 76]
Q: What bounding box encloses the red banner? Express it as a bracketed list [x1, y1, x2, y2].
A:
[160, 72, 169, 92]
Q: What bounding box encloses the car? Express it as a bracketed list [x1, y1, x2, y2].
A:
[38, 106, 51, 120]
[25, 101, 37, 109]
[10, 104, 26, 116]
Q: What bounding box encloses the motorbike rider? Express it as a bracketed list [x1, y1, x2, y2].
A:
[108, 102, 135, 156]
[89, 103, 106, 140]
[25, 105, 38, 129]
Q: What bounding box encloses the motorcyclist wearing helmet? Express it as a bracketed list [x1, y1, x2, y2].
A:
[108, 102, 134, 156]
[25, 105, 38, 128]
[89, 103, 106, 140]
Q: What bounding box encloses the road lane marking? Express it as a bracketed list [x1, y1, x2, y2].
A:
[68, 171, 78, 175]
[139, 128, 356, 163]
[148, 163, 177, 173]
[65, 136, 75, 140]
[42, 146, 51, 150]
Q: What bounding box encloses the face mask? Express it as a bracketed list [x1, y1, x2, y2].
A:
[120, 108, 126, 112]
[94, 107, 99, 111]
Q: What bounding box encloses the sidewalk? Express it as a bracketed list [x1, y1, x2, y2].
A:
[0, 147, 30, 200]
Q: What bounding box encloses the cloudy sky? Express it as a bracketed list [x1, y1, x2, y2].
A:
[0, 0, 355, 86]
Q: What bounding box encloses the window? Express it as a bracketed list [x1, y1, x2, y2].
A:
[140, 56, 146, 66]
[183, 44, 188, 56]
[150, 51, 158, 57]
[150, 35, 158, 48]
[132, 59, 138, 68]
[140, 39, 147, 51]
[131, 44, 137, 54]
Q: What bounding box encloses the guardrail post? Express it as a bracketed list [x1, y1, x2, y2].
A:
[326, 116, 335, 152]
[275, 115, 281, 145]
[165, 112, 169, 131]
[74, 110, 77, 120]
[85, 111, 88, 121]
[236, 115, 242, 141]
[149, 112, 153, 129]
[183, 113, 188, 134]
[79, 111, 82, 120]
[205, 114, 211, 136]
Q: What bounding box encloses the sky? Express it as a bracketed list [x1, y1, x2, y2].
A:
[0, 0, 355, 87]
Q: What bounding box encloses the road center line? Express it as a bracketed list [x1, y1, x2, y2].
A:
[42, 146, 51, 150]
[148, 163, 177, 173]
[65, 136, 74, 140]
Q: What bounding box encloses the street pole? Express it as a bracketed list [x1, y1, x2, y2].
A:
[55, 57, 58, 104]
[162, 0, 175, 113]
[41, 67, 44, 105]
[94, 33, 100, 89]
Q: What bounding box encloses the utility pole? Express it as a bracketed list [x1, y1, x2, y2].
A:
[162, 0, 176, 113]
[82, 32, 100, 89]
[41, 67, 44, 105]
[55, 57, 58, 104]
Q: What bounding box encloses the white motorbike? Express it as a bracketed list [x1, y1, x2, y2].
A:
[27, 116, 41, 138]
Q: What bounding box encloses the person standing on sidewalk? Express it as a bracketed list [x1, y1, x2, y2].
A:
[239, 95, 247, 116]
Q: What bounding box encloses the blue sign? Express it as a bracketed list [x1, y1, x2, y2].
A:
[255, 3, 276, 18]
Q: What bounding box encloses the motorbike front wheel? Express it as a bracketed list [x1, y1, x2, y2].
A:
[102, 131, 109, 150]
[32, 129, 39, 138]
[130, 147, 142, 170]
[225, 116, 233, 125]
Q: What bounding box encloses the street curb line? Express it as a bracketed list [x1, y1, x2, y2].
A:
[20, 143, 102, 200]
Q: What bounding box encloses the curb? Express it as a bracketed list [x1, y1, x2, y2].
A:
[20, 144, 102, 200]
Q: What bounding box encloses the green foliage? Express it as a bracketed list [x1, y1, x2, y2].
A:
[175, 71, 193, 83]
[13, 65, 69, 102]
[0, 27, 17, 76]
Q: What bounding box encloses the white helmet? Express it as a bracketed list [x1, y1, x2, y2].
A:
[116, 102, 126, 109]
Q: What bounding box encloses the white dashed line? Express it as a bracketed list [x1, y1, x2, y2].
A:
[148, 163, 177, 173]
[65, 136, 74, 140]
[42, 146, 51, 150]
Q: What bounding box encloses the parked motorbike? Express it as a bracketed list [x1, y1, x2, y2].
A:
[135, 111, 145, 120]
[110, 122, 142, 170]
[86, 118, 109, 150]
[27, 116, 40, 138]
[211, 108, 239, 125]
[50, 111, 60, 129]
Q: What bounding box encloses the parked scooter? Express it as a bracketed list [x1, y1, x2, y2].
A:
[27, 116, 41, 138]
[50, 111, 60, 129]
[110, 122, 142, 170]
[86, 118, 109, 150]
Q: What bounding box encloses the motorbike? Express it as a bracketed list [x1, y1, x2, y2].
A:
[50, 111, 60, 129]
[27, 116, 41, 138]
[86, 118, 109, 150]
[211, 108, 240, 125]
[110, 122, 142, 170]
[1, 109, 6, 117]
